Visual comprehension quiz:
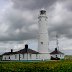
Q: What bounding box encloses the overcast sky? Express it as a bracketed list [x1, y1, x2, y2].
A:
[0, 0, 72, 55]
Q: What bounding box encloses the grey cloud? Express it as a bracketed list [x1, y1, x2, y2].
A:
[49, 23, 72, 40]
[59, 0, 72, 11]
[12, 0, 57, 10]
[2, 32, 37, 41]
[0, 0, 72, 42]
[0, 0, 72, 54]
[0, 8, 38, 41]
[0, 0, 60, 41]
[65, 0, 72, 11]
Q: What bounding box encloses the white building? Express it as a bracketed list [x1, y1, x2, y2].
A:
[2, 44, 40, 61]
[50, 48, 64, 60]
[37, 9, 50, 60]
[38, 9, 49, 53]
[2, 9, 64, 61]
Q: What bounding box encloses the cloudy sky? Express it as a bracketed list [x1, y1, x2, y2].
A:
[0, 0, 72, 55]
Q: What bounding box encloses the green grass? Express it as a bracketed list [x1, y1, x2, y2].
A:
[0, 60, 72, 72]
[64, 55, 72, 60]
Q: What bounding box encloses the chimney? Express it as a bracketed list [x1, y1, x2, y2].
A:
[55, 48, 57, 51]
[25, 44, 28, 52]
[11, 49, 13, 52]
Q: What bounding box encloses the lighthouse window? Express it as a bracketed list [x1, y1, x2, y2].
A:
[39, 19, 41, 21]
[41, 42, 43, 44]
[45, 19, 46, 21]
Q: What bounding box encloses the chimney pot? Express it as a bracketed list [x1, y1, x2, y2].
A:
[11, 49, 13, 52]
[55, 48, 57, 51]
[25, 44, 28, 52]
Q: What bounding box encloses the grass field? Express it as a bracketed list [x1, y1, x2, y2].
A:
[64, 55, 72, 60]
[0, 60, 72, 72]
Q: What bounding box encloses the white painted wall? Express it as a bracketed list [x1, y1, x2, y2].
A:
[38, 10, 49, 53]
[19, 53, 40, 60]
[2, 54, 19, 60]
[2, 53, 40, 60]
[38, 53, 50, 60]
[2, 53, 51, 61]
[2, 53, 64, 61]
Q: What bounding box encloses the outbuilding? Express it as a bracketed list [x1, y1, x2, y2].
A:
[2, 44, 40, 61]
[50, 48, 64, 60]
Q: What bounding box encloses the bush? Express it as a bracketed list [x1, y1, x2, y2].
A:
[0, 60, 72, 72]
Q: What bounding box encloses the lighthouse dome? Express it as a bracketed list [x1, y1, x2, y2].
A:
[40, 8, 46, 15]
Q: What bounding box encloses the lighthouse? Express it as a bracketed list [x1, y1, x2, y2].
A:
[38, 9, 50, 60]
[2, 10, 64, 61]
[38, 9, 49, 53]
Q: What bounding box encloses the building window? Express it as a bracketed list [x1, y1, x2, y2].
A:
[56, 55, 57, 58]
[30, 54, 31, 59]
[5, 57, 6, 60]
[23, 54, 24, 59]
[60, 55, 61, 57]
[41, 42, 43, 44]
[36, 54, 38, 59]
[15, 55, 17, 59]
[9, 56, 10, 59]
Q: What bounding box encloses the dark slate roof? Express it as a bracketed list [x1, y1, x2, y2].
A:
[3, 52, 18, 55]
[17, 48, 39, 54]
[2, 48, 39, 55]
[50, 48, 64, 54]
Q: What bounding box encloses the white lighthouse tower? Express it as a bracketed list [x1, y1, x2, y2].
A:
[38, 9, 50, 60]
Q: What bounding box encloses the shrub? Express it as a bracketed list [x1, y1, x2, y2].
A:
[0, 60, 72, 72]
